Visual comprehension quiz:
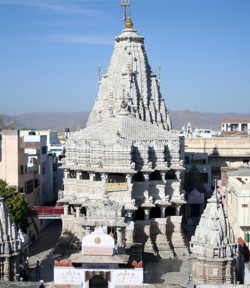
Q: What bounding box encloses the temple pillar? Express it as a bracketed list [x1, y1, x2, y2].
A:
[89, 173, 95, 181]
[143, 224, 155, 255]
[3, 258, 10, 280]
[144, 174, 149, 182]
[64, 169, 70, 179]
[76, 170, 82, 180]
[70, 206, 74, 215]
[75, 207, 80, 218]
[176, 171, 181, 181]
[176, 205, 181, 216]
[161, 207, 166, 218]
[85, 227, 91, 235]
[170, 216, 188, 257]
[101, 173, 108, 183]
[161, 172, 166, 183]
[144, 209, 150, 220]
[63, 205, 69, 215]
[116, 228, 122, 246]
[125, 222, 134, 245]
[126, 174, 132, 185]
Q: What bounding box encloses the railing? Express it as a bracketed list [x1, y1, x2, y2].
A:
[29, 206, 64, 218]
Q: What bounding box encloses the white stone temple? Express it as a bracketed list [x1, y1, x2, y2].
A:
[59, 2, 187, 263]
[190, 184, 238, 284]
[0, 197, 20, 281]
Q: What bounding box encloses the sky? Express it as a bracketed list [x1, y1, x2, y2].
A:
[0, 0, 249, 115]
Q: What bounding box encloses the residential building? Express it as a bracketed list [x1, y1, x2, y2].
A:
[0, 129, 58, 243]
[185, 137, 250, 181]
[221, 118, 250, 137]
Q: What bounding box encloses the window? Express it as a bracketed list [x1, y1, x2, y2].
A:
[20, 165, 24, 175]
[41, 146, 47, 154]
[185, 156, 190, 165]
[34, 178, 39, 188]
[243, 159, 249, 166]
[25, 180, 33, 195]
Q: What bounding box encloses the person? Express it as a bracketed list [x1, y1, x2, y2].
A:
[36, 260, 41, 280]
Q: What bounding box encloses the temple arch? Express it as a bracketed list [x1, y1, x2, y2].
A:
[133, 207, 145, 220]
[149, 205, 161, 219]
[134, 171, 144, 182]
[82, 171, 90, 180]
[149, 170, 161, 181]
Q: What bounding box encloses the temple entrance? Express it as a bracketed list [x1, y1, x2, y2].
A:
[87, 271, 110, 288]
[89, 275, 108, 288]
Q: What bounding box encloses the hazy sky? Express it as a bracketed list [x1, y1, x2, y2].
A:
[0, 0, 249, 115]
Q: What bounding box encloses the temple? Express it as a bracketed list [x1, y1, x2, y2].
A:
[190, 185, 237, 284]
[56, 1, 188, 286]
[0, 197, 20, 281]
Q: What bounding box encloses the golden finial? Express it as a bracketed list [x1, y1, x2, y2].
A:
[125, 16, 133, 29]
[120, 0, 130, 28]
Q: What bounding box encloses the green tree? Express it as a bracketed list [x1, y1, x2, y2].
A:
[0, 179, 28, 229]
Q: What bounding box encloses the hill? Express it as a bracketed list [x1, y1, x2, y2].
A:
[2, 111, 250, 132]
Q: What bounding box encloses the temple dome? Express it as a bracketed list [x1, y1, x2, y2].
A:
[87, 24, 172, 131]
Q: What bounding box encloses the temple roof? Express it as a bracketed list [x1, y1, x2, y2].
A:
[64, 112, 181, 172]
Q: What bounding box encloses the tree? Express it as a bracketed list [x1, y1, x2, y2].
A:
[0, 179, 28, 229]
[0, 115, 15, 131]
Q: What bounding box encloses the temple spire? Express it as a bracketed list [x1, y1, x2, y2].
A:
[120, 0, 130, 28]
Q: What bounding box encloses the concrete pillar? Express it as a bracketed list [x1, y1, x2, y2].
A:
[239, 123, 242, 131]
[63, 205, 69, 215]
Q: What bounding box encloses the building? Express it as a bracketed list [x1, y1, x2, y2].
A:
[0, 129, 59, 243]
[54, 227, 143, 287]
[20, 130, 65, 158]
[185, 137, 250, 181]
[221, 118, 250, 137]
[59, 3, 188, 275]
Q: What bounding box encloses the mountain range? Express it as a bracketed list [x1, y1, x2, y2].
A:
[2, 110, 250, 132]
